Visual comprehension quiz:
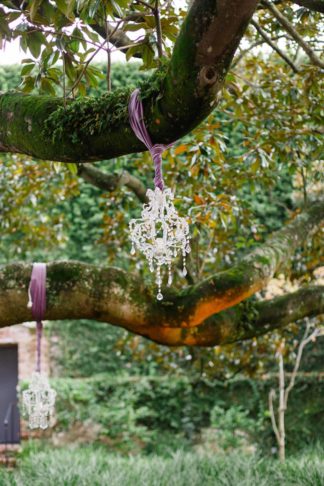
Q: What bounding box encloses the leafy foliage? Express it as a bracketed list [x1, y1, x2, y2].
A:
[17, 373, 324, 454]
[0, 0, 186, 95]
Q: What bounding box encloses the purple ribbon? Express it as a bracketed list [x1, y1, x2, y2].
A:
[128, 88, 173, 191]
[28, 263, 46, 373]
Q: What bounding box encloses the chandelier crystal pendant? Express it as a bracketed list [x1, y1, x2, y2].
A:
[22, 263, 56, 429]
[128, 89, 190, 300]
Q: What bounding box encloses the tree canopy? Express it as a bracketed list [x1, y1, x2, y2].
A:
[0, 0, 323, 351]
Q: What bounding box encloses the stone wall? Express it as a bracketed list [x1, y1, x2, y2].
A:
[0, 323, 50, 380]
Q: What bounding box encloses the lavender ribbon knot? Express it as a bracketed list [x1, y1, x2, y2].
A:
[128, 88, 173, 191]
[28, 263, 46, 373]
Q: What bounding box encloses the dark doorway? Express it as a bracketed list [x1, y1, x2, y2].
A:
[0, 345, 20, 444]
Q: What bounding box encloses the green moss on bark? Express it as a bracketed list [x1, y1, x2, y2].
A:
[44, 62, 169, 147]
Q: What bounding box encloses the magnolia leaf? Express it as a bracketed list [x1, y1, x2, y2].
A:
[40, 77, 56, 95]
[21, 63, 35, 76]
[174, 144, 187, 155]
[66, 163, 78, 174]
[27, 31, 46, 59]
[29, 0, 43, 22]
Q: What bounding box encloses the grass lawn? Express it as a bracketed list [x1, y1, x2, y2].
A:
[0, 445, 323, 486]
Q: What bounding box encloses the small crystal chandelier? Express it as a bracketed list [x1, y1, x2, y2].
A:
[130, 187, 190, 300]
[128, 89, 190, 300]
[22, 372, 56, 430]
[22, 263, 56, 429]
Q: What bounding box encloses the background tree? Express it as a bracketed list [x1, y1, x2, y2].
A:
[269, 323, 323, 462]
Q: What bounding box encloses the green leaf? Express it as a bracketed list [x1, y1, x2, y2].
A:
[66, 163, 78, 174]
[110, 0, 124, 18]
[29, 0, 43, 22]
[126, 45, 141, 61]
[53, 162, 62, 173]
[88, 0, 101, 18]
[27, 31, 46, 59]
[82, 27, 99, 43]
[56, 0, 76, 20]
[40, 77, 56, 95]
[20, 34, 28, 53]
[63, 52, 76, 81]
[142, 43, 155, 68]
[20, 75, 35, 93]
[46, 49, 60, 68]
[21, 63, 35, 76]
[124, 23, 146, 32]
[47, 67, 62, 82]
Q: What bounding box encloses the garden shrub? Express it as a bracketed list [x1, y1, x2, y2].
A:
[19, 373, 323, 455]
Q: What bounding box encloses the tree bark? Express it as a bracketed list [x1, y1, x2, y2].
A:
[0, 0, 259, 162]
[290, 0, 324, 13]
[278, 352, 286, 462]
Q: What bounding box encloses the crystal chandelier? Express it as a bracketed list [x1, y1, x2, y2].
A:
[128, 89, 191, 300]
[22, 372, 56, 429]
[23, 263, 56, 429]
[129, 187, 190, 300]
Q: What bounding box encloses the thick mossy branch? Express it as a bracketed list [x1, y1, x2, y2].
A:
[0, 261, 322, 346]
[165, 199, 324, 328]
[0, 261, 153, 330]
[0, 200, 323, 346]
[45, 66, 168, 147]
[0, 82, 161, 162]
[137, 286, 324, 346]
[0, 0, 259, 162]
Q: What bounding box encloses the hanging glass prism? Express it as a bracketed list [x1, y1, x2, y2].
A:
[22, 371, 56, 430]
[129, 187, 190, 300]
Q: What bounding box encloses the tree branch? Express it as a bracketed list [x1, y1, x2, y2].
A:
[0, 0, 259, 162]
[250, 20, 299, 73]
[292, 0, 324, 13]
[153, 0, 164, 58]
[136, 285, 324, 346]
[78, 164, 147, 202]
[269, 388, 281, 445]
[0, 201, 323, 346]
[263, 0, 324, 68]
[257, 0, 324, 14]
[284, 324, 322, 407]
[0, 258, 322, 346]
[90, 22, 142, 58]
